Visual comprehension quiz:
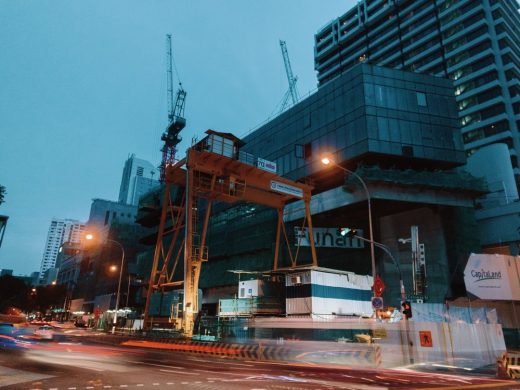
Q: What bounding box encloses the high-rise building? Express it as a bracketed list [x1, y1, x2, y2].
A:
[314, 0, 520, 253]
[39, 218, 85, 283]
[118, 154, 160, 206]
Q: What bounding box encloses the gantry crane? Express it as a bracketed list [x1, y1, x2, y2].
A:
[160, 34, 186, 182]
[143, 131, 318, 336]
[278, 40, 299, 113]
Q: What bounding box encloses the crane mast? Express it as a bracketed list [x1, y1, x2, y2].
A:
[160, 34, 186, 182]
[279, 40, 299, 112]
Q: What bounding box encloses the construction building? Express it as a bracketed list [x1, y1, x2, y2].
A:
[314, 0, 520, 254]
[137, 64, 485, 326]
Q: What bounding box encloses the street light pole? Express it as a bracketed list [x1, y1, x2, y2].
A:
[107, 239, 125, 335]
[354, 235, 406, 303]
[85, 234, 125, 334]
[321, 158, 376, 285]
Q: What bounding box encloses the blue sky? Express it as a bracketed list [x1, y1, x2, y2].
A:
[0, 0, 356, 275]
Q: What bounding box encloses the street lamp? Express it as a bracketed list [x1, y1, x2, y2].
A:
[344, 232, 406, 303]
[321, 156, 377, 290]
[85, 234, 125, 334]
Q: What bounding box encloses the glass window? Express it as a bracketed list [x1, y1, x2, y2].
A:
[417, 92, 427, 106]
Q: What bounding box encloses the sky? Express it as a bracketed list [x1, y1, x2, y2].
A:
[0, 0, 357, 276]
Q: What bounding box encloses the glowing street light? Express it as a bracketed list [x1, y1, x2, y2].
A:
[85, 233, 125, 334]
[321, 156, 376, 292]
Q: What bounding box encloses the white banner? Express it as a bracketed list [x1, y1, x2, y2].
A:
[257, 157, 277, 174]
[270, 180, 303, 198]
[294, 227, 364, 249]
[464, 253, 520, 300]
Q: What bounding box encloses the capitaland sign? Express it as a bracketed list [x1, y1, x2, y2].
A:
[464, 253, 520, 301]
[470, 269, 502, 282]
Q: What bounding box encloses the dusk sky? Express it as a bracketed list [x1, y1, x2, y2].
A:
[0, 1, 356, 275]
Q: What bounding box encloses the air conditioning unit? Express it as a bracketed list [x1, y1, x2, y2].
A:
[291, 275, 301, 285]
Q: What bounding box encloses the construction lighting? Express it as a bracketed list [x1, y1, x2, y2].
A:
[321, 157, 331, 165]
[85, 233, 94, 240]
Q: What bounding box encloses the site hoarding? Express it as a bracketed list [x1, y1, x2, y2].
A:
[464, 253, 520, 300]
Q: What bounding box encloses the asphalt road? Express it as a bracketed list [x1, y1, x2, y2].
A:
[0, 333, 518, 390]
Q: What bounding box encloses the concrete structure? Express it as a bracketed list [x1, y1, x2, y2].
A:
[186, 64, 484, 313]
[118, 154, 160, 206]
[87, 199, 138, 238]
[38, 218, 85, 284]
[314, 0, 520, 253]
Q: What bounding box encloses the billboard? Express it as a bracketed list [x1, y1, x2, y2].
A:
[464, 253, 520, 301]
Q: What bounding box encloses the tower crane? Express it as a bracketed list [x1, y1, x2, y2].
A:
[278, 40, 299, 113]
[160, 34, 186, 182]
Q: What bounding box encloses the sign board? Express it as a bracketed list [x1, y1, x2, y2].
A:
[464, 253, 520, 300]
[372, 296, 384, 310]
[294, 227, 364, 248]
[270, 180, 303, 198]
[373, 275, 385, 297]
[419, 331, 433, 347]
[257, 158, 277, 174]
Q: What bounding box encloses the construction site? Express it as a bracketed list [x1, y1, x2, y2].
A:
[80, 29, 512, 371]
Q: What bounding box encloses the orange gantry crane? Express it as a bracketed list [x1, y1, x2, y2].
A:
[144, 130, 317, 336]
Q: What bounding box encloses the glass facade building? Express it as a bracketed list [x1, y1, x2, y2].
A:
[197, 64, 481, 306]
[315, 0, 520, 188]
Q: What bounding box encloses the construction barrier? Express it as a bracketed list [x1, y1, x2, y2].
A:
[497, 351, 520, 379]
[120, 338, 380, 366]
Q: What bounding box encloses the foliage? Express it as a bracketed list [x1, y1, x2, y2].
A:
[0, 275, 66, 313]
[0, 275, 29, 312]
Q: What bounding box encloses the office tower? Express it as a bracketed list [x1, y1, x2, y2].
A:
[39, 218, 85, 282]
[314, 0, 520, 252]
[118, 154, 160, 206]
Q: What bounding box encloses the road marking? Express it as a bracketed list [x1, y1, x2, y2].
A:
[119, 386, 128, 388]
[181, 382, 189, 385]
[152, 383, 160, 386]
[137, 362, 184, 370]
[166, 383, 174, 385]
[103, 386, 112, 388]
[219, 362, 255, 367]
[136, 385, 144, 387]
[68, 387, 77, 390]
[159, 369, 199, 375]
[86, 387, 94, 389]
[416, 383, 517, 390]
[49, 388, 58, 390]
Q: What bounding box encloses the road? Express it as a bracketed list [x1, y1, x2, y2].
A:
[0, 333, 518, 390]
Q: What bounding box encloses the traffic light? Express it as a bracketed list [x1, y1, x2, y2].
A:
[339, 227, 357, 237]
[402, 301, 412, 319]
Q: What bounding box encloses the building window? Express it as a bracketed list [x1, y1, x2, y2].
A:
[136, 167, 144, 176]
[416, 92, 427, 107]
[304, 143, 313, 161]
[294, 144, 304, 159]
[104, 211, 110, 226]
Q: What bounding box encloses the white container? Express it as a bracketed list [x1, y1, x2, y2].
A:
[285, 268, 373, 317]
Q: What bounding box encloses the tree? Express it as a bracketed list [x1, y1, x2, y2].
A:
[0, 185, 5, 205]
[0, 275, 29, 312]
